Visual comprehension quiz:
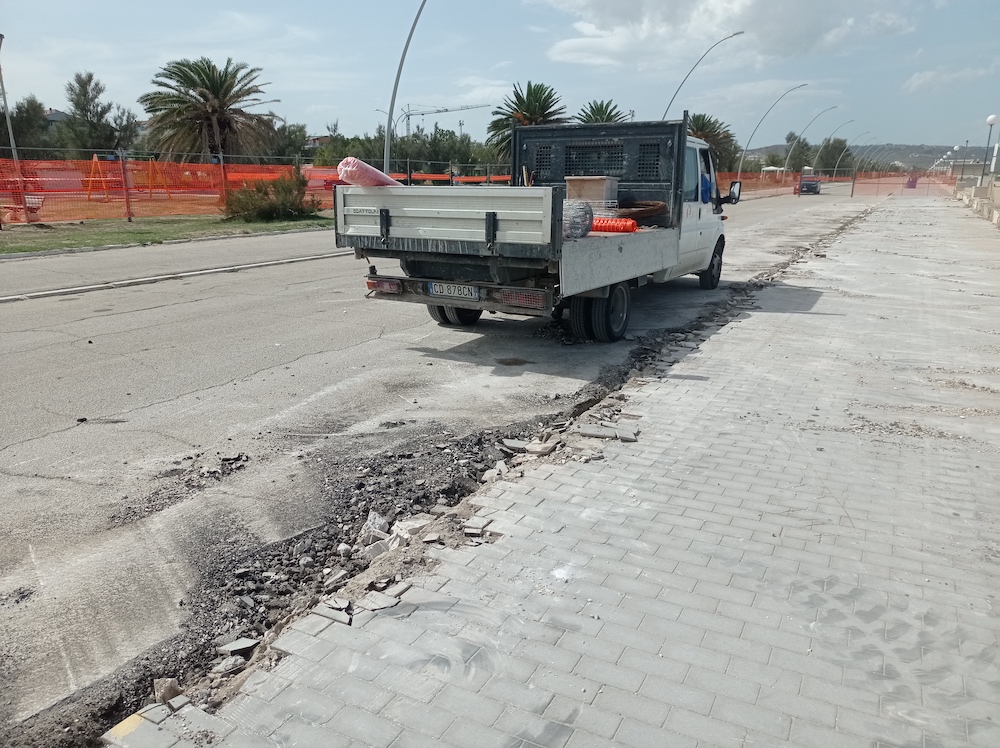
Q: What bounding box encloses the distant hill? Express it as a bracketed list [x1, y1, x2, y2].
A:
[748, 143, 968, 170]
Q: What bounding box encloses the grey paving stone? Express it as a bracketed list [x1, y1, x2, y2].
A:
[431, 683, 507, 726]
[494, 706, 574, 747]
[217, 694, 288, 737]
[381, 694, 456, 738]
[320, 672, 395, 712]
[614, 718, 697, 748]
[573, 655, 645, 692]
[543, 694, 622, 739]
[480, 674, 554, 714]
[267, 684, 345, 725]
[592, 685, 671, 727]
[324, 704, 402, 746]
[269, 716, 351, 748]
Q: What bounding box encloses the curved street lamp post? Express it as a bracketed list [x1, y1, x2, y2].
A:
[980, 114, 997, 185]
[812, 119, 854, 172]
[832, 131, 870, 179]
[782, 105, 837, 176]
[662, 31, 744, 119]
[736, 83, 808, 180]
[384, 0, 428, 174]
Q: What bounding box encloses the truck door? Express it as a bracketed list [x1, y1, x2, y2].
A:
[680, 144, 718, 272]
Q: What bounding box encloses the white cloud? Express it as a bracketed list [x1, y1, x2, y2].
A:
[536, 0, 918, 67]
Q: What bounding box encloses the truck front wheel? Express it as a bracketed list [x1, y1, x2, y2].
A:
[591, 282, 631, 342]
[699, 242, 723, 290]
[444, 307, 483, 326]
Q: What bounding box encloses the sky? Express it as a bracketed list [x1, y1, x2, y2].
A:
[0, 0, 997, 153]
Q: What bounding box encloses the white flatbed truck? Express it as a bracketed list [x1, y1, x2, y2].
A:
[335, 117, 740, 341]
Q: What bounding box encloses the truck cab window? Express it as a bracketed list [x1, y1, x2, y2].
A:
[683, 146, 699, 202]
[699, 148, 714, 203]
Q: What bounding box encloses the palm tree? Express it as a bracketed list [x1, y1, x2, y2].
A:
[688, 113, 740, 171]
[486, 81, 568, 162]
[138, 58, 278, 160]
[574, 100, 628, 124]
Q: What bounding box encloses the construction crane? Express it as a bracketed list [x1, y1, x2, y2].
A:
[399, 103, 491, 136]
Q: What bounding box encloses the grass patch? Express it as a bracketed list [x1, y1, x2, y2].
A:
[0, 214, 336, 255]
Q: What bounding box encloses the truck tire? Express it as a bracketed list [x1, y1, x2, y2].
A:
[699, 242, 723, 290]
[444, 307, 483, 326]
[569, 297, 593, 340]
[427, 305, 450, 323]
[591, 282, 631, 342]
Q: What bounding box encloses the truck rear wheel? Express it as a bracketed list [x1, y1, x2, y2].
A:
[569, 297, 593, 340]
[591, 282, 631, 342]
[444, 307, 483, 326]
[699, 242, 723, 290]
[427, 305, 450, 323]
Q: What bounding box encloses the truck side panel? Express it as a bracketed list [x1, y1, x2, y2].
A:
[560, 229, 681, 297]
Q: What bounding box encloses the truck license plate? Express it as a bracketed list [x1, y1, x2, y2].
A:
[428, 282, 478, 300]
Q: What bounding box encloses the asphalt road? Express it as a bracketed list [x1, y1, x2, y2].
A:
[0, 184, 876, 721]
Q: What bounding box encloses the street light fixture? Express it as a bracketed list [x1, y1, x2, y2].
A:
[980, 114, 997, 185]
[736, 83, 808, 180]
[374, 108, 409, 137]
[662, 31, 744, 119]
[384, 0, 428, 174]
[782, 105, 837, 176]
[812, 119, 854, 172]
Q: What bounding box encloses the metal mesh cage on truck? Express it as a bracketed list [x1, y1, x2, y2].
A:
[511, 117, 687, 228]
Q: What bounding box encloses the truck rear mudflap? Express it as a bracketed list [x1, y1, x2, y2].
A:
[366, 275, 553, 317]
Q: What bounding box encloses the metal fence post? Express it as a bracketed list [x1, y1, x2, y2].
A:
[118, 149, 133, 222]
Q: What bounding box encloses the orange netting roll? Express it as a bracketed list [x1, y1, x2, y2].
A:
[592, 217, 638, 233]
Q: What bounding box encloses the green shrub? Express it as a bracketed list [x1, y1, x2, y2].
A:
[224, 166, 320, 221]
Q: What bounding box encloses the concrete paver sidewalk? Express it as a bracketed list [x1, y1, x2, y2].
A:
[106, 195, 1000, 747]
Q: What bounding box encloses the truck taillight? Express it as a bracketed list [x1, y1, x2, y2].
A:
[367, 278, 402, 293]
[497, 288, 547, 309]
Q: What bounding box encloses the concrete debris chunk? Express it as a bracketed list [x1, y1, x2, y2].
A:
[422, 533, 442, 543]
[576, 424, 619, 439]
[314, 604, 352, 625]
[325, 596, 350, 610]
[216, 637, 260, 657]
[391, 515, 433, 539]
[355, 590, 400, 612]
[138, 704, 172, 724]
[211, 655, 246, 675]
[496, 460, 509, 475]
[384, 580, 412, 598]
[616, 430, 638, 442]
[153, 677, 182, 704]
[324, 569, 349, 589]
[525, 440, 557, 455]
[481, 469, 500, 483]
[166, 695, 191, 713]
[357, 510, 391, 546]
[464, 516, 492, 531]
[362, 533, 405, 560]
[502, 438, 529, 451]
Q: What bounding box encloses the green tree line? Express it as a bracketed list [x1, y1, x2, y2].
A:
[1, 58, 855, 174]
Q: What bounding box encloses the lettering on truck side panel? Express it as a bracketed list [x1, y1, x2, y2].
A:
[344, 207, 379, 215]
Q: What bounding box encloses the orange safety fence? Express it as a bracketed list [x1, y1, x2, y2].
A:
[0, 157, 515, 224]
[1, 156, 958, 225]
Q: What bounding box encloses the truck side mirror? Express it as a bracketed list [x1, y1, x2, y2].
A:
[726, 181, 741, 205]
